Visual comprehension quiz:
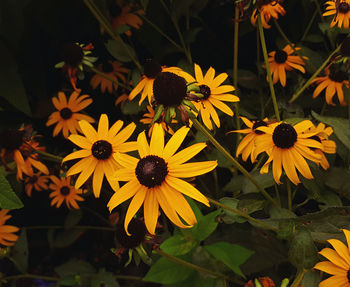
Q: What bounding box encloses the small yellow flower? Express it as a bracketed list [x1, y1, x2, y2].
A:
[251, 0, 286, 29]
[24, 172, 49, 197]
[0, 209, 19, 247]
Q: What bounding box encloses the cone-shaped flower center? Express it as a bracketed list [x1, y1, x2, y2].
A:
[339, 2, 350, 13]
[341, 37, 350, 57]
[199, 85, 211, 100]
[109, 3, 122, 17]
[252, 120, 268, 135]
[115, 218, 147, 246]
[28, 175, 38, 184]
[274, 50, 288, 64]
[60, 186, 70, 196]
[102, 62, 114, 73]
[62, 43, 84, 67]
[91, 140, 113, 160]
[272, 123, 297, 149]
[153, 72, 187, 107]
[329, 70, 348, 83]
[60, 107, 73, 120]
[135, 155, 168, 188]
[143, 60, 162, 78]
[0, 130, 25, 150]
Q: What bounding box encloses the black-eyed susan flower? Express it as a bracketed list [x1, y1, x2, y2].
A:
[251, 0, 286, 29]
[314, 229, 350, 286]
[108, 123, 217, 235]
[254, 120, 323, 185]
[62, 114, 137, 198]
[55, 42, 97, 91]
[24, 172, 49, 197]
[186, 64, 239, 130]
[267, 44, 307, 87]
[0, 209, 19, 247]
[49, 175, 85, 209]
[228, 117, 270, 163]
[90, 60, 129, 93]
[128, 59, 193, 105]
[46, 91, 95, 138]
[311, 67, 349, 106]
[323, 0, 350, 29]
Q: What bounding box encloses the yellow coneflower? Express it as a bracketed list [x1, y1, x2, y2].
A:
[228, 117, 270, 163]
[311, 67, 349, 106]
[140, 105, 176, 137]
[267, 44, 307, 87]
[24, 172, 49, 197]
[251, 0, 286, 29]
[128, 59, 193, 105]
[49, 176, 85, 209]
[108, 123, 217, 235]
[186, 64, 239, 130]
[46, 91, 95, 138]
[254, 120, 323, 185]
[62, 114, 137, 198]
[0, 209, 19, 247]
[314, 229, 350, 286]
[90, 60, 129, 93]
[323, 0, 350, 29]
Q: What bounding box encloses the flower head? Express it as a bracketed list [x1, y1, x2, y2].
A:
[251, 0, 286, 29]
[24, 172, 49, 197]
[90, 60, 129, 93]
[46, 91, 95, 138]
[323, 0, 350, 29]
[314, 229, 350, 286]
[49, 176, 86, 209]
[108, 123, 217, 235]
[267, 44, 307, 87]
[62, 114, 137, 198]
[0, 209, 19, 247]
[255, 120, 323, 185]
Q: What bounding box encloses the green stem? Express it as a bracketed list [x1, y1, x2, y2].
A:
[257, 16, 280, 121]
[190, 117, 279, 207]
[88, 65, 131, 91]
[274, 183, 281, 207]
[233, 5, 241, 139]
[287, 179, 292, 211]
[155, 249, 245, 285]
[25, 225, 115, 231]
[207, 197, 277, 231]
[288, 45, 341, 103]
[24, 142, 63, 163]
[300, 10, 318, 42]
[83, 0, 142, 71]
[290, 269, 307, 287]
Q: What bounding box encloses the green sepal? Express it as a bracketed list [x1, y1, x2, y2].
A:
[254, 279, 263, 287]
[187, 83, 200, 93]
[182, 99, 198, 113]
[280, 278, 289, 287]
[191, 92, 204, 98]
[165, 107, 172, 124]
[124, 248, 133, 267]
[55, 61, 65, 68]
[169, 107, 176, 119]
[151, 105, 164, 125]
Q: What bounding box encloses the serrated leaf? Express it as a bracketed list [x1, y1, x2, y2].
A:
[10, 229, 28, 273]
[0, 174, 23, 209]
[64, 209, 82, 229]
[204, 242, 254, 278]
[160, 234, 198, 256]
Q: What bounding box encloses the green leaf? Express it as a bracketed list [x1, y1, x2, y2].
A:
[204, 242, 254, 278]
[143, 256, 194, 284]
[300, 269, 321, 287]
[189, 209, 221, 241]
[55, 259, 96, 277]
[105, 38, 137, 63]
[91, 268, 120, 287]
[167, 272, 215, 287]
[242, 171, 275, 194]
[324, 167, 350, 200]
[10, 229, 28, 273]
[64, 209, 83, 229]
[49, 228, 83, 248]
[0, 174, 23, 209]
[184, 28, 202, 44]
[160, 234, 198, 256]
[121, 100, 146, 115]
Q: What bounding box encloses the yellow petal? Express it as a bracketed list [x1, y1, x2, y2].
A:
[107, 179, 140, 211]
[163, 126, 189, 160]
[143, 189, 159, 235]
[168, 143, 207, 165]
[168, 161, 217, 178]
[150, 123, 164, 156]
[124, 187, 147, 235]
[137, 131, 150, 158]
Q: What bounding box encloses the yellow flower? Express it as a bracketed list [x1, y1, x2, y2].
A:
[49, 176, 85, 209]
[267, 44, 307, 87]
[187, 64, 239, 130]
[251, 0, 286, 29]
[0, 209, 19, 247]
[255, 120, 323, 185]
[46, 91, 95, 138]
[323, 0, 350, 29]
[228, 117, 270, 163]
[62, 114, 137, 198]
[90, 60, 129, 93]
[24, 172, 49, 197]
[108, 123, 217, 235]
[314, 229, 350, 286]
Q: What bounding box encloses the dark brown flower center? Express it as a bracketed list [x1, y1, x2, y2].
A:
[109, 3, 122, 17]
[272, 123, 297, 149]
[341, 37, 350, 57]
[153, 72, 187, 107]
[27, 175, 38, 184]
[252, 120, 268, 135]
[329, 70, 348, 83]
[91, 140, 113, 160]
[338, 2, 350, 13]
[274, 50, 288, 64]
[102, 62, 114, 73]
[143, 59, 162, 79]
[62, 43, 84, 67]
[115, 218, 147, 246]
[135, 155, 168, 188]
[60, 107, 73, 120]
[60, 186, 70, 196]
[199, 85, 211, 100]
[0, 130, 25, 150]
